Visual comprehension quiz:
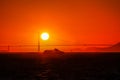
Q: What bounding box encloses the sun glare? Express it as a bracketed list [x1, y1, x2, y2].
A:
[41, 32, 49, 40]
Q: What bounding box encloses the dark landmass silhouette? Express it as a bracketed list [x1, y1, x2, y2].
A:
[86, 42, 120, 52]
[43, 48, 64, 54]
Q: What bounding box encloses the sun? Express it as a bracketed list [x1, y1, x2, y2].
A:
[41, 32, 49, 40]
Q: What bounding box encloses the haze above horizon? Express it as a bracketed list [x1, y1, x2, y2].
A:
[0, 0, 120, 51]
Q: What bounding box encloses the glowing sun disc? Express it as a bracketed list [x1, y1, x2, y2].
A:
[41, 32, 49, 40]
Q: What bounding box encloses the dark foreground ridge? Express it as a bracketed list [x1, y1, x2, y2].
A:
[0, 52, 120, 80]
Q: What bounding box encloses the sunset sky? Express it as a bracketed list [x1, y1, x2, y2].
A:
[0, 0, 120, 51]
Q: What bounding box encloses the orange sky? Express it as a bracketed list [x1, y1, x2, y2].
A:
[0, 0, 120, 51]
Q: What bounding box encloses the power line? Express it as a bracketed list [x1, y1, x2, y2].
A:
[1, 44, 112, 47]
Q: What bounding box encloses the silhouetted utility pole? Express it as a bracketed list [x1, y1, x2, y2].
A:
[38, 33, 40, 52]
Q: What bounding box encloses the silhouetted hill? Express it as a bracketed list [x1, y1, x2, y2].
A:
[105, 42, 120, 52]
[85, 42, 120, 52]
[110, 42, 120, 49]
